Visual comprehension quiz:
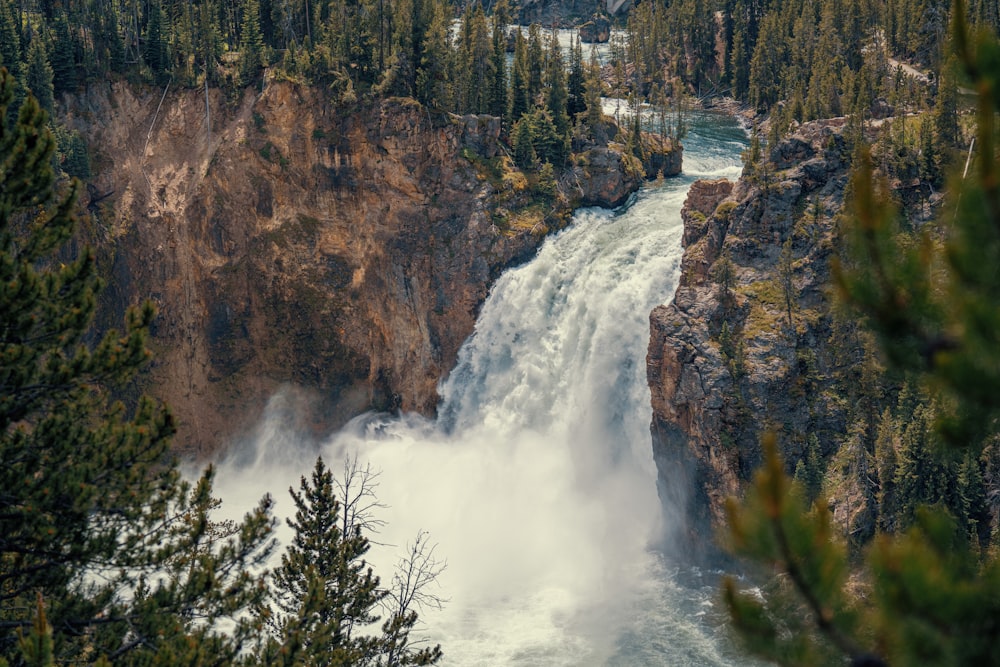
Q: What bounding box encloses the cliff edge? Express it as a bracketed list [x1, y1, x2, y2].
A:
[646, 120, 855, 552]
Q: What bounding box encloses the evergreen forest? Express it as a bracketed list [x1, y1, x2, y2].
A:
[5, 0, 1000, 663]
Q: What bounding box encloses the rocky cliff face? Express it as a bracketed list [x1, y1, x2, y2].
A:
[66, 79, 657, 456]
[646, 120, 855, 552]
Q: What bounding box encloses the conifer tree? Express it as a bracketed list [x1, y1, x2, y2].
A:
[567, 34, 586, 120]
[239, 0, 266, 85]
[545, 30, 569, 144]
[793, 434, 824, 504]
[512, 114, 537, 169]
[728, 22, 750, 100]
[101, 8, 127, 74]
[0, 0, 19, 76]
[144, 0, 170, 83]
[265, 457, 384, 664]
[196, 0, 222, 84]
[748, 13, 786, 111]
[468, 5, 493, 115]
[262, 457, 441, 666]
[527, 23, 544, 106]
[583, 46, 603, 135]
[932, 54, 961, 173]
[49, 16, 76, 96]
[24, 38, 54, 117]
[394, 0, 432, 99]
[509, 30, 530, 124]
[416, 0, 452, 112]
[0, 68, 275, 664]
[489, 0, 508, 124]
[874, 407, 901, 532]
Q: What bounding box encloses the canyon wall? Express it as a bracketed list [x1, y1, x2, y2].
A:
[65, 78, 666, 456]
[646, 120, 858, 552]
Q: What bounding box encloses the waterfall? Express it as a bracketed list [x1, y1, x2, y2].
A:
[212, 111, 748, 665]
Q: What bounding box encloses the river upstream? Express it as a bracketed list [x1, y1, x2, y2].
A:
[213, 110, 750, 665]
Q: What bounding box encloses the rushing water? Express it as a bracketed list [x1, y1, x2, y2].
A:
[213, 111, 749, 665]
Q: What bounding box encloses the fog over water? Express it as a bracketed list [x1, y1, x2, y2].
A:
[211, 111, 749, 665]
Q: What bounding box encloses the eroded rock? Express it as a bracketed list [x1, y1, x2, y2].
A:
[66, 79, 658, 456]
[647, 120, 853, 553]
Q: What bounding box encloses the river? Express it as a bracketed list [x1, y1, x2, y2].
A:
[212, 109, 749, 665]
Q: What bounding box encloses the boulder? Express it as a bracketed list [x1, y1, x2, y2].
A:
[579, 15, 611, 43]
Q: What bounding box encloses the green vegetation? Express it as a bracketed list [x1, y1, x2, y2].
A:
[723, 3, 1000, 665]
[0, 69, 440, 665]
[257, 457, 442, 666]
[0, 66, 275, 665]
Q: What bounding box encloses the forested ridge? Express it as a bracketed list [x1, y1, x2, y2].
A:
[2, 0, 995, 179]
[0, 0, 687, 184]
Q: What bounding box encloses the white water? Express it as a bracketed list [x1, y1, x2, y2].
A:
[213, 111, 748, 665]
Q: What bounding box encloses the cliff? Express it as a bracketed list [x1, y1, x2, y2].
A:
[646, 119, 856, 552]
[65, 79, 667, 456]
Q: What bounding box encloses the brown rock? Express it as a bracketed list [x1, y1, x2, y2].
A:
[568, 146, 644, 208]
[65, 79, 659, 457]
[68, 82, 550, 456]
[579, 16, 611, 43]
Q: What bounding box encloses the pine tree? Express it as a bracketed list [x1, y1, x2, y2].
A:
[729, 21, 750, 100]
[393, 0, 432, 99]
[416, 0, 452, 112]
[528, 106, 567, 167]
[196, 0, 222, 85]
[0, 68, 275, 664]
[545, 30, 569, 145]
[803, 6, 844, 120]
[583, 46, 603, 136]
[932, 53, 960, 180]
[24, 38, 54, 117]
[144, 0, 170, 83]
[778, 232, 795, 329]
[875, 407, 901, 532]
[48, 15, 75, 96]
[0, 0, 19, 77]
[567, 34, 585, 120]
[526, 23, 543, 106]
[793, 434, 825, 504]
[512, 114, 537, 169]
[465, 5, 493, 115]
[748, 13, 786, 112]
[101, 5, 127, 74]
[263, 457, 441, 666]
[509, 29, 530, 124]
[239, 0, 266, 85]
[265, 457, 384, 664]
[489, 0, 508, 124]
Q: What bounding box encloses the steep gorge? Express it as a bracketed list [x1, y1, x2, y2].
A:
[67, 78, 668, 456]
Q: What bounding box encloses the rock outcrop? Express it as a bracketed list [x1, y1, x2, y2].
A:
[66, 79, 656, 456]
[647, 119, 854, 553]
[578, 15, 612, 43]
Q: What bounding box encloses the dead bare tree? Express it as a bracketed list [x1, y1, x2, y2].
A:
[379, 530, 447, 666]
